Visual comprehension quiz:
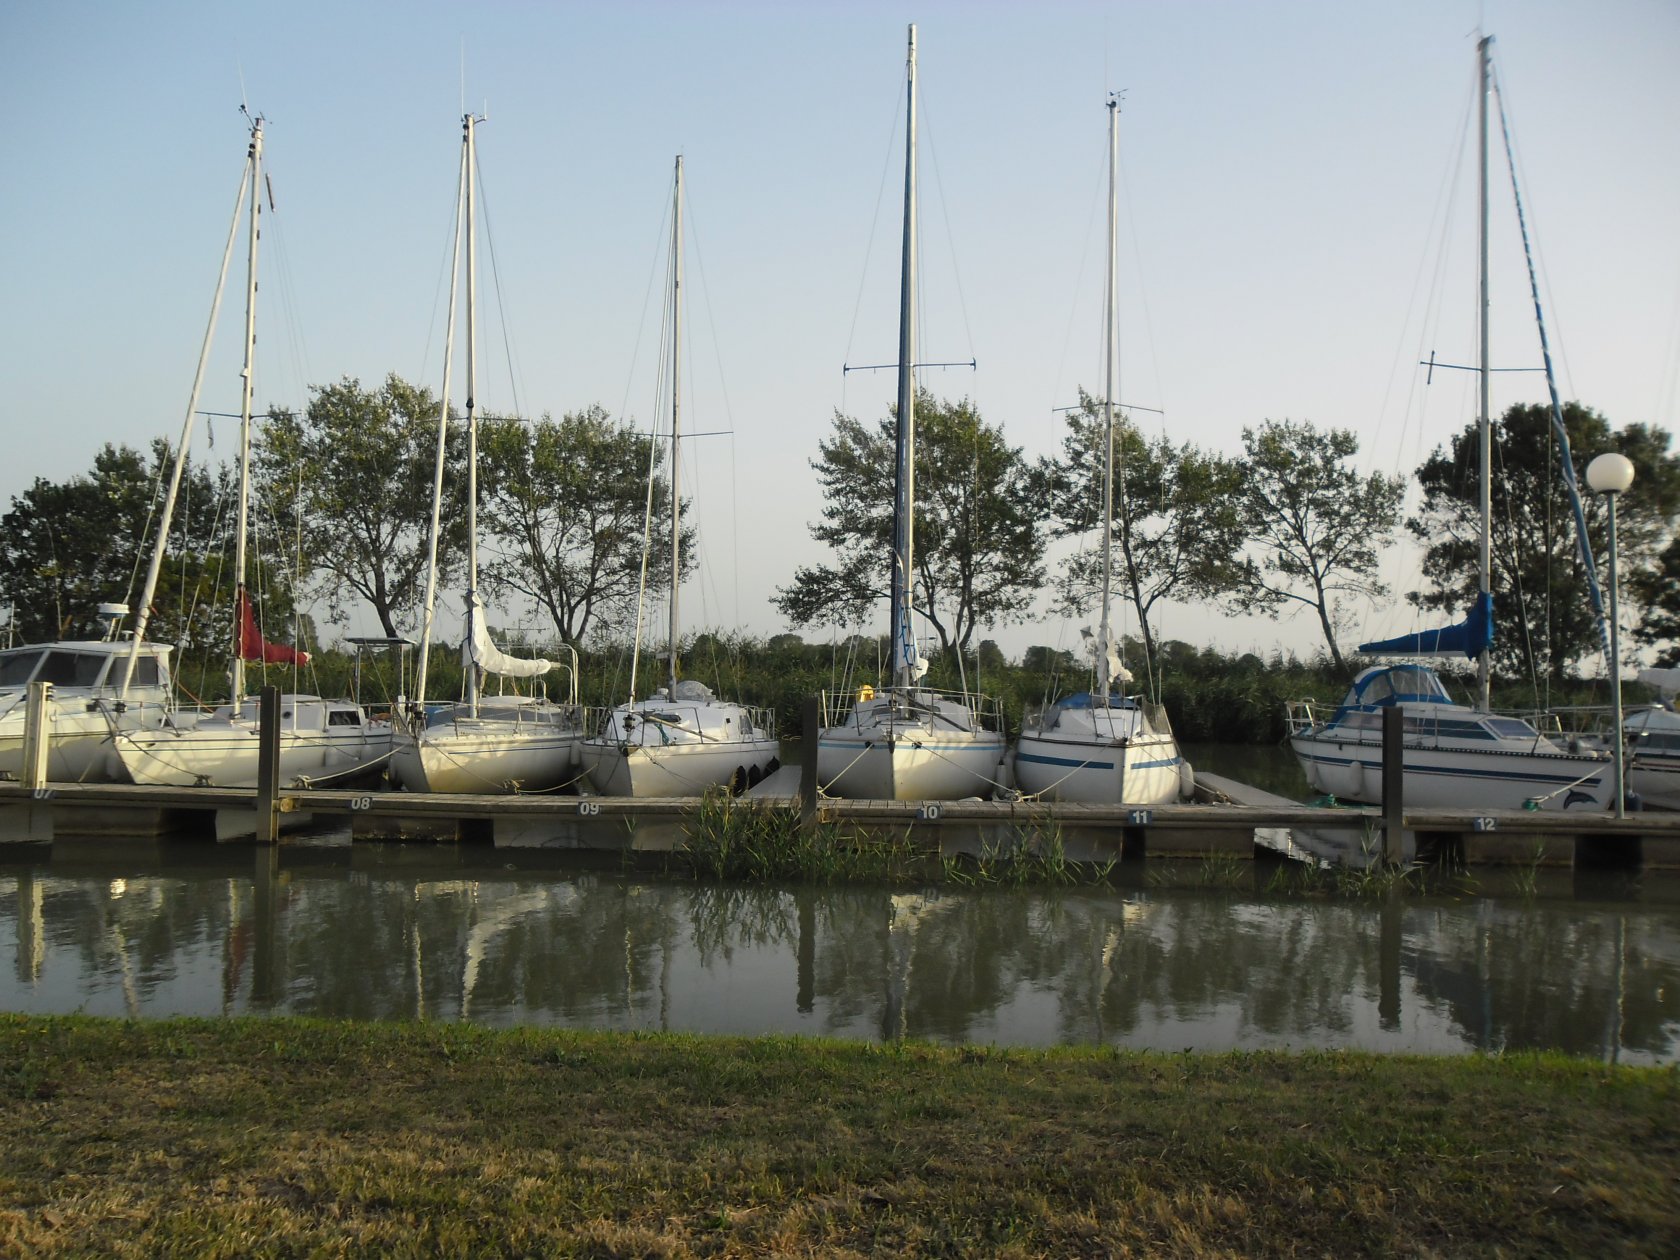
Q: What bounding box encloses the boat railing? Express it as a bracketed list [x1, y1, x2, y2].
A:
[1285, 699, 1330, 734]
[819, 686, 1004, 733]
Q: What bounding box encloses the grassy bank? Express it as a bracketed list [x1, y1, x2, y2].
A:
[2, 1016, 1675, 1256]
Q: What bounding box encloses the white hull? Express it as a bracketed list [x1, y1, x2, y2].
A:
[581, 690, 777, 797]
[1289, 731, 1611, 811]
[817, 691, 1005, 800]
[1629, 756, 1680, 811]
[114, 716, 393, 788]
[581, 735, 779, 797]
[0, 703, 163, 784]
[1013, 730, 1183, 804]
[390, 723, 583, 795]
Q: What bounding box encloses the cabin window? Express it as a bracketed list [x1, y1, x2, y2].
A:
[327, 710, 360, 727]
[1484, 717, 1539, 739]
[130, 656, 160, 686]
[0, 652, 42, 687]
[1435, 720, 1496, 741]
[38, 652, 106, 687]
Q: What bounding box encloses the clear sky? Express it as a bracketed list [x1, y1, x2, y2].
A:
[2, 0, 1676, 664]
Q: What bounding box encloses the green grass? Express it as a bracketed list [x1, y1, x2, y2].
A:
[1, 1015, 1675, 1257]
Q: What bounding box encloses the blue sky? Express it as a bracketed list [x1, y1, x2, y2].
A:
[2, 0, 1676, 663]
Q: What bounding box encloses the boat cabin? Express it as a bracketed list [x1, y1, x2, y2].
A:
[0, 641, 172, 694]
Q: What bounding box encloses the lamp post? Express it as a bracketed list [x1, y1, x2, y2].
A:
[1586, 452, 1635, 818]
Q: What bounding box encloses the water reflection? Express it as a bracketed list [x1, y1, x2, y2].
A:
[2, 846, 1676, 1063]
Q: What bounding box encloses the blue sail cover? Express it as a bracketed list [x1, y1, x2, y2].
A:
[1357, 592, 1494, 661]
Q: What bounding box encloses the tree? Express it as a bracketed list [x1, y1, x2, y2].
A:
[773, 391, 1045, 658]
[1236, 419, 1405, 672]
[0, 440, 252, 652]
[1632, 535, 1680, 668]
[475, 405, 687, 647]
[1409, 402, 1680, 680]
[1042, 391, 1252, 671]
[257, 374, 465, 639]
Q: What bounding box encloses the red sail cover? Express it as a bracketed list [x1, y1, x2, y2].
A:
[236, 588, 310, 666]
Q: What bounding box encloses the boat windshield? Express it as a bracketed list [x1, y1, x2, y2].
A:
[0, 651, 44, 687]
[1342, 665, 1455, 709]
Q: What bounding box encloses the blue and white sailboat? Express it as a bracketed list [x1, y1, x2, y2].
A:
[1288, 37, 1610, 813]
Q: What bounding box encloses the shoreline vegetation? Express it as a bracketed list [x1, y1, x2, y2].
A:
[2, 1015, 1675, 1256]
[183, 634, 1642, 748]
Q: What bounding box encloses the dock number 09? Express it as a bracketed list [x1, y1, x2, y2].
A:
[578, 801, 601, 817]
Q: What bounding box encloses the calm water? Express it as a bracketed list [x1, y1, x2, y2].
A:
[3, 840, 1676, 1063]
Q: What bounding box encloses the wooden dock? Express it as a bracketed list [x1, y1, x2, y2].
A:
[3, 772, 1677, 869]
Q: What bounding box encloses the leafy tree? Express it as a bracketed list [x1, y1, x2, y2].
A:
[1409, 402, 1680, 680]
[1042, 392, 1252, 671]
[1236, 419, 1405, 673]
[475, 405, 687, 647]
[0, 440, 256, 653]
[257, 374, 465, 639]
[1632, 535, 1680, 668]
[774, 391, 1045, 658]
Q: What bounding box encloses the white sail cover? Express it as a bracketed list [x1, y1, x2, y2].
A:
[461, 590, 554, 678]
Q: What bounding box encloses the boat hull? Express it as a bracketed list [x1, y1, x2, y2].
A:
[580, 735, 779, 797]
[390, 727, 583, 794]
[1289, 731, 1611, 811]
[113, 722, 393, 789]
[1012, 730, 1183, 804]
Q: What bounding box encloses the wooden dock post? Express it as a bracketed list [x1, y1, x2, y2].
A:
[800, 697, 820, 827]
[20, 682, 53, 790]
[254, 685, 281, 845]
[1382, 706, 1404, 865]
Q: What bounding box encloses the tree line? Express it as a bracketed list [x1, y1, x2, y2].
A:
[2, 374, 1676, 689]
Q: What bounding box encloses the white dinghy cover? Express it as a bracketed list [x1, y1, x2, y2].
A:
[461, 590, 554, 679]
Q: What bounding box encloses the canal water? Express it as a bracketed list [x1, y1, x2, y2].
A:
[3, 838, 1676, 1064]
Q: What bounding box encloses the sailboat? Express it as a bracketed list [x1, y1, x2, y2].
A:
[389, 113, 584, 795]
[579, 156, 779, 798]
[814, 26, 1007, 801]
[111, 115, 394, 789]
[1012, 95, 1186, 805]
[1287, 36, 1610, 812]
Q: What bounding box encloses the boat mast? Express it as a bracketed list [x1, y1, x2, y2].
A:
[668, 155, 683, 691]
[1476, 34, 1492, 712]
[230, 116, 264, 705]
[119, 120, 254, 703]
[1097, 93, 1119, 704]
[891, 23, 918, 692]
[412, 117, 470, 711]
[464, 112, 483, 718]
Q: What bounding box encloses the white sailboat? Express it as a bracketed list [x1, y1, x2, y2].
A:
[580, 156, 779, 798]
[112, 115, 393, 789]
[1012, 94, 1185, 806]
[390, 112, 584, 795]
[814, 25, 1007, 801]
[1287, 36, 1610, 812]
[0, 607, 175, 783]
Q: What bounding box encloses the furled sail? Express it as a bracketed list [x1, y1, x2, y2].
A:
[1358, 592, 1493, 660]
[461, 589, 553, 678]
[236, 587, 310, 666]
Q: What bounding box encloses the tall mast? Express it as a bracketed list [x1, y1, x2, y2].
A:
[1475, 34, 1492, 711]
[230, 116, 264, 704]
[668, 155, 684, 691]
[891, 23, 918, 691]
[412, 117, 470, 709]
[1098, 94, 1119, 702]
[464, 112, 482, 717]
[119, 122, 253, 703]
